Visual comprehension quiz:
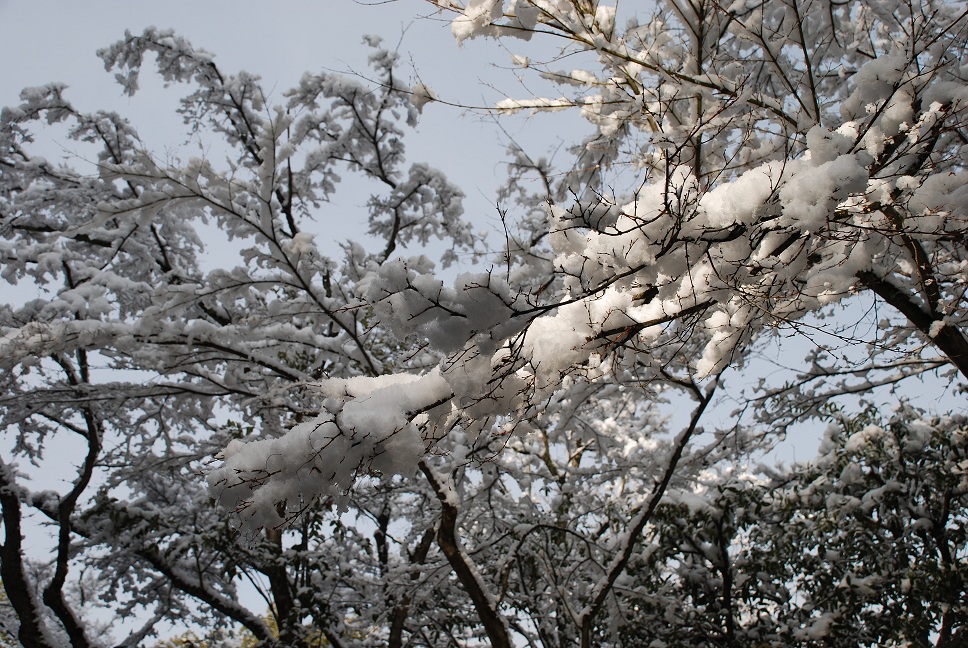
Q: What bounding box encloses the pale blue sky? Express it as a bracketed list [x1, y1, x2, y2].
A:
[0, 0, 577, 266]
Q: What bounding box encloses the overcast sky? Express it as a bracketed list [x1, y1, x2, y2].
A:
[0, 1, 492, 104]
[0, 0, 579, 269]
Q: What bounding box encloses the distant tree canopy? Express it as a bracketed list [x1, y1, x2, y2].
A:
[1, 1, 967, 646]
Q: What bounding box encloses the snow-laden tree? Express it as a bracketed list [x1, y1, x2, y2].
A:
[203, 0, 968, 643]
[0, 28, 480, 647]
[218, 0, 968, 498]
[3, 0, 968, 646]
[612, 404, 968, 647]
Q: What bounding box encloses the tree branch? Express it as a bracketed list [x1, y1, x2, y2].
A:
[578, 376, 719, 647]
[419, 460, 512, 648]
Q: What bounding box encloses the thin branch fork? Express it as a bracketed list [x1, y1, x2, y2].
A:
[578, 376, 720, 647]
[419, 460, 513, 648]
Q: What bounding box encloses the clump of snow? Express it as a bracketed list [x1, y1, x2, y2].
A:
[698, 163, 778, 229]
[410, 82, 437, 113]
[840, 53, 907, 120]
[285, 231, 316, 255]
[508, 0, 539, 33]
[845, 425, 886, 454]
[495, 97, 575, 114]
[777, 154, 868, 232]
[209, 369, 453, 529]
[805, 125, 855, 164]
[452, 0, 504, 43]
[523, 300, 592, 388]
